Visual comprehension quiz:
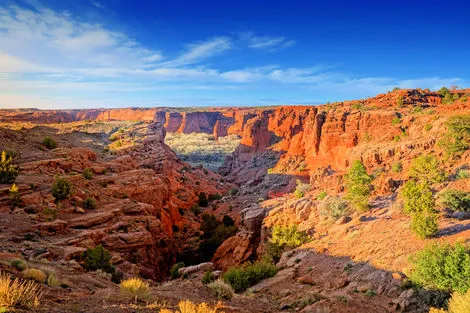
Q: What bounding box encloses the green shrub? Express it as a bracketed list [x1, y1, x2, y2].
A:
[443, 93, 454, 104]
[208, 279, 234, 300]
[42, 137, 57, 149]
[51, 178, 72, 200]
[222, 215, 234, 227]
[270, 224, 309, 249]
[229, 188, 238, 196]
[294, 179, 310, 199]
[9, 258, 28, 271]
[409, 155, 446, 184]
[391, 117, 401, 125]
[410, 212, 438, 239]
[409, 243, 470, 293]
[456, 169, 470, 180]
[82, 168, 93, 180]
[198, 192, 208, 207]
[400, 180, 435, 214]
[8, 184, 21, 208]
[201, 270, 214, 285]
[319, 196, 350, 221]
[438, 87, 450, 97]
[170, 262, 185, 279]
[316, 191, 327, 200]
[84, 245, 113, 273]
[82, 197, 97, 210]
[438, 115, 470, 157]
[0, 150, 19, 183]
[23, 268, 46, 283]
[437, 189, 470, 212]
[208, 193, 222, 202]
[111, 271, 124, 284]
[397, 96, 404, 107]
[345, 160, 372, 212]
[425, 124, 432, 132]
[223, 261, 278, 293]
[392, 162, 403, 173]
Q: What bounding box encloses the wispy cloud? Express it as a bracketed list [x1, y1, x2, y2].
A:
[242, 32, 296, 50]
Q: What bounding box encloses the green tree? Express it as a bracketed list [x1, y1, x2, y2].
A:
[438, 87, 450, 97]
[438, 115, 470, 157]
[0, 150, 19, 183]
[409, 155, 446, 184]
[345, 160, 372, 212]
[84, 245, 113, 273]
[400, 180, 435, 214]
[411, 212, 438, 239]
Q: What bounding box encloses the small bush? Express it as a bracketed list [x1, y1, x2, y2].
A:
[319, 196, 351, 221]
[82, 168, 93, 180]
[84, 245, 113, 273]
[160, 300, 220, 313]
[294, 179, 310, 199]
[9, 258, 28, 271]
[447, 289, 470, 313]
[0, 271, 42, 310]
[425, 124, 432, 132]
[8, 184, 21, 208]
[345, 160, 372, 212]
[46, 273, 60, 287]
[270, 224, 309, 249]
[456, 169, 470, 180]
[198, 192, 208, 207]
[438, 115, 470, 157]
[0, 151, 19, 184]
[316, 191, 327, 200]
[223, 261, 278, 293]
[119, 277, 150, 303]
[410, 212, 438, 239]
[208, 193, 222, 202]
[22, 269, 46, 283]
[42, 137, 57, 149]
[397, 96, 404, 107]
[207, 279, 234, 300]
[82, 197, 97, 210]
[438, 87, 450, 96]
[400, 180, 435, 214]
[409, 242, 470, 293]
[170, 262, 185, 279]
[201, 270, 214, 285]
[392, 162, 402, 173]
[409, 155, 446, 184]
[392, 117, 401, 125]
[229, 188, 238, 196]
[190, 205, 201, 216]
[51, 178, 72, 200]
[222, 215, 234, 227]
[111, 271, 124, 284]
[42, 207, 57, 221]
[437, 189, 470, 212]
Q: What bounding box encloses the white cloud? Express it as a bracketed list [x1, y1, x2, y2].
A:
[242, 32, 296, 50]
[160, 36, 232, 67]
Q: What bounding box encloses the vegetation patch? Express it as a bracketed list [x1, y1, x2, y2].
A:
[0, 150, 19, 184]
[0, 271, 43, 311]
[223, 261, 278, 293]
[345, 160, 372, 212]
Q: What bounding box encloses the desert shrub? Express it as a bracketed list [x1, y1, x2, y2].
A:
[198, 192, 208, 207]
[443, 93, 454, 104]
[9, 259, 28, 271]
[42, 207, 57, 221]
[82, 168, 93, 180]
[0, 271, 42, 310]
[208, 193, 221, 202]
[270, 224, 309, 249]
[170, 262, 185, 279]
[42, 137, 57, 149]
[410, 212, 438, 239]
[264, 241, 285, 263]
[438, 115, 470, 157]
[119, 277, 150, 303]
[190, 205, 201, 216]
[8, 184, 21, 208]
[0, 151, 19, 183]
[409, 155, 446, 184]
[82, 197, 97, 210]
[447, 289, 470, 313]
[46, 273, 60, 287]
[22, 269, 46, 283]
[84, 245, 113, 273]
[294, 179, 310, 199]
[392, 117, 401, 125]
[439, 87, 450, 96]
[425, 123, 432, 132]
[51, 178, 72, 200]
[345, 160, 372, 212]
[319, 196, 351, 221]
[201, 270, 214, 285]
[392, 162, 403, 173]
[207, 279, 233, 300]
[400, 180, 435, 214]
[316, 191, 327, 200]
[223, 261, 278, 293]
[409, 243, 470, 293]
[455, 169, 470, 180]
[229, 188, 238, 196]
[397, 96, 404, 107]
[222, 215, 234, 227]
[437, 189, 470, 212]
[161, 300, 221, 313]
[111, 271, 124, 284]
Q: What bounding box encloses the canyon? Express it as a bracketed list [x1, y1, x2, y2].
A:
[0, 88, 469, 312]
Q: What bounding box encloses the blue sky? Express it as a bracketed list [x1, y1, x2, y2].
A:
[0, 0, 469, 109]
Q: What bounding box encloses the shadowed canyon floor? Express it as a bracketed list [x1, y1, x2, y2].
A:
[1, 88, 470, 312]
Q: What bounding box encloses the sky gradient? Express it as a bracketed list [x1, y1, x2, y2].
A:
[0, 0, 469, 109]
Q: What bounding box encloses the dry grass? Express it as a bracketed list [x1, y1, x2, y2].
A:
[119, 277, 150, 303]
[0, 271, 43, 310]
[159, 300, 224, 313]
[207, 279, 234, 300]
[430, 289, 470, 313]
[22, 268, 47, 283]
